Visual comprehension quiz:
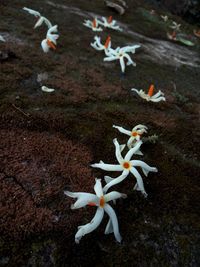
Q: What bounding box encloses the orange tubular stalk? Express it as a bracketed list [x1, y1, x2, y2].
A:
[92, 19, 97, 28]
[148, 84, 154, 97]
[107, 16, 113, 24]
[104, 36, 111, 49]
[47, 39, 56, 50]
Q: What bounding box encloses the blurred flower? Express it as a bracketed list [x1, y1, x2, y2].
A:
[23, 7, 52, 29]
[91, 139, 157, 196]
[160, 15, 168, 22]
[64, 179, 126, 243]
[193, 29, 200, 38]
[170, 21, 181, 32]
[99, 16, 123, 31]
[91, 35, 111, 53]
[0, 35, 5, 42]
[104, 45, 140, 73]
[41, 25, 59, 53]
[83, 18, 103, 31]
[132, 84, 166, 102]
[113, 124, 148, 151]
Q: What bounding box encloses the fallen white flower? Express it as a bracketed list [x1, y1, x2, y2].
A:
[170, 21, 181, 32]
[83, 18, 103, 32]
[41, 25, 59, 53]
[41, 86, 55, 92]
[104, 45, 140, 73]
[161, 15, 168, 22]
[64, 179, 126, 243]
[0, 35, 5, 42]
[98, 16, 122, 31]
[132, 84, 166, 102]
[23, 7, 52, 29]
[113, 124, 148, 151]
[91, 139, 158, 197]
[91, 35, 111, 53]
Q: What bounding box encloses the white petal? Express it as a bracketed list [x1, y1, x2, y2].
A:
[133, 124, 148, 131]
[64, 191, 98, 209]
[94, 178, 103, 197]
[151, 90, 162, 98]
[127, 137, 135, 149]
[104, 204, 122, 242]
[41, 86, 55, 93]
[104, 176, 114, 184]
[34, 17, 44, 28]
[125, 140, 143, 161]
[91, 163, 123, 172]
[44, 17, 52, 29]
[120, 144, 126, 153]
[41, 39, 49, 53]
[150, 97, 166, 102]
[104, 55, 117, 62]
[123, 53, 135, 66]
[104, 191, 127, 202]
[113, 125, 131, 136]
[113, 138, 124, 164]
[75, 208, 104, 243]
[103, 170, 129, 193]
[23, 7, 41, 17]
[119, 56, 125, 73]
[105, 219, 113, 234]
[130, 167, 147, 197]
[131, 160, 158, 176]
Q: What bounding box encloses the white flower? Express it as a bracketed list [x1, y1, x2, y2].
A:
[131, 84, 166, 102]
[104, 45, 140, 73]
[161, 15, 168, 22]
[41, 25, 59, 53]
[91, 139, 158, 197]
[83, 18, 103, 32]
[98, 16, 123, 31]
[91, 35, 111, 53]
[0, 35, 5, 42]
[23, 7, 52, 29]
[113, 124, 148, 151]
[170, 21, 181, 32]
[64, 179, 126, 243]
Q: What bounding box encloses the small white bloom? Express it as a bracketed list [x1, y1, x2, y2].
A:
[104, 45, 140, 73]
[91, 139, 158, 197]
[41, 86, 55, 92]
[113, 124, 148, 151]
[170, 21, 181, 32]
[0, 35, 5, 42]
[91, 35, 111, 53]
[83, 18, 103, 32]
[23, 7, 52, 29]
[41, 25, 59, 53]
[98, 16, 123, 31]
[64, 179, 126, 243]
[132, 84, 166, 102]
[161, 15, 168, 22]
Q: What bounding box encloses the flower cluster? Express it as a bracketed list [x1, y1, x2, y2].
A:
[86, 16, 140, 73]
[66, 123, 158, 243]
[23, 7, 59, 53]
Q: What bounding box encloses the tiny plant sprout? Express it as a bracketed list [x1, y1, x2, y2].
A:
[64, 179, 126, 243]
[91, 35, 111, 53]
[83, 18, 103, 32]
[113, 124, 148, 151]
[104, 45, 140, 73]
[170, 21, 181, 32]
[91, 139, 158, 197]
[98, 16, 123, 31]
[41, 25, 59, 53]
[131, 84, 166, 102]
[23, 7, 52, 29]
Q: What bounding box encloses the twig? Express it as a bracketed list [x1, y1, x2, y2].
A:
[11, 103, 30, 117]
